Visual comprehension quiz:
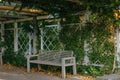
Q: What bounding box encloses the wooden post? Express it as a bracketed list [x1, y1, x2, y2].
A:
[62, 58, 66, 78]
[73, 57, 77, 75]
[40, 28, 44, 50]
[33, 17, 41, 70]
[33, 16, 38, 54]
[0, 23, 4, 65]
[14, 22, 18, 52]
[27, 55, 30, 72]
[57, 19, 61, 29]
[28, 32, 32, 55]
[112, 27, 117, 72]
[116, 27, 120, 68]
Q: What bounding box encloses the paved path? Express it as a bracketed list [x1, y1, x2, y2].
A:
[0, 65, 82, 80]
[0, 72, 83, 80]
[95, 74, 120, 80]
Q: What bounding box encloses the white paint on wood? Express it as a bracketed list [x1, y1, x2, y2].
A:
[57, 19, 61, 28]
[40, 28, 44, 50]
[14, 22, 18, 52]
[83, 41, 90, 65]
[28, 32, 32, 55]
[116, 27, 120, 68]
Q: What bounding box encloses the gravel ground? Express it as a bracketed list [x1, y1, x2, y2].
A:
[0, 65, 82, 80]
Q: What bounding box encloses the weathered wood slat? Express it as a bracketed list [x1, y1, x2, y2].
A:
[30, 60, 61, 66]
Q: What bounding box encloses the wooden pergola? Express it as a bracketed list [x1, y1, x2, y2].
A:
[0, 1, 90, 66]
[0, 2, 61, 65]
[0, 0, 86, 66]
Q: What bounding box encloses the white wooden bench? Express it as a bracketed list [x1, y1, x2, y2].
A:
[27, 50, 77, 78]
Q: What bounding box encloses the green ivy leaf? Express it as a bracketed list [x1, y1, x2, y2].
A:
[115, 19, 120, 25]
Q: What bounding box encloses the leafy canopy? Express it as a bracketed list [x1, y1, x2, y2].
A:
[2, 0, 120, 17]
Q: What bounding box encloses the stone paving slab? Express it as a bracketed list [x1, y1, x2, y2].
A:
[95, 74, 120, 80]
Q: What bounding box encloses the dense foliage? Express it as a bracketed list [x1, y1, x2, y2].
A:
[2, 24, 27, 66]
[1, 0, 119, 17]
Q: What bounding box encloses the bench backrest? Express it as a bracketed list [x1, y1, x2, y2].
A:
[38, 50, 73, 63]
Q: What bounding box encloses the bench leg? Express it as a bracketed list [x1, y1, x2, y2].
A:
[0, 55, 3, 65]
[62, 66, 66, 79]
[73, 64, 77, 75]
[27, 58, 30, 72]
[38, 64, 41, 70]
[73, 58, 77, 75]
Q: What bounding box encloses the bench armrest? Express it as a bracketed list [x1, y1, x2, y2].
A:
[62, 57, 75, 60]
[27, 54, 39, 59]
[62, 57, 76, 66]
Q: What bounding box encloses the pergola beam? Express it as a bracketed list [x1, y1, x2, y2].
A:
[0, 13, 28, 19]
[0, 5, 47, 14]
[1, 15, 59, 24]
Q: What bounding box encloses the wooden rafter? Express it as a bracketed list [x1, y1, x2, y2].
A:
[0, 5, 47, 14]
[0, 15, 59, 24]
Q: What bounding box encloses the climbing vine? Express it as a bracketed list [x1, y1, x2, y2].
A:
[59, 12, 115, 76]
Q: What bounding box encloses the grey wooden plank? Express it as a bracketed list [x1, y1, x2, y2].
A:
[30, 60, 62, 66]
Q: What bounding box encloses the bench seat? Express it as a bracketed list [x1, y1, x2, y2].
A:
[30, 60, 62, 66]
